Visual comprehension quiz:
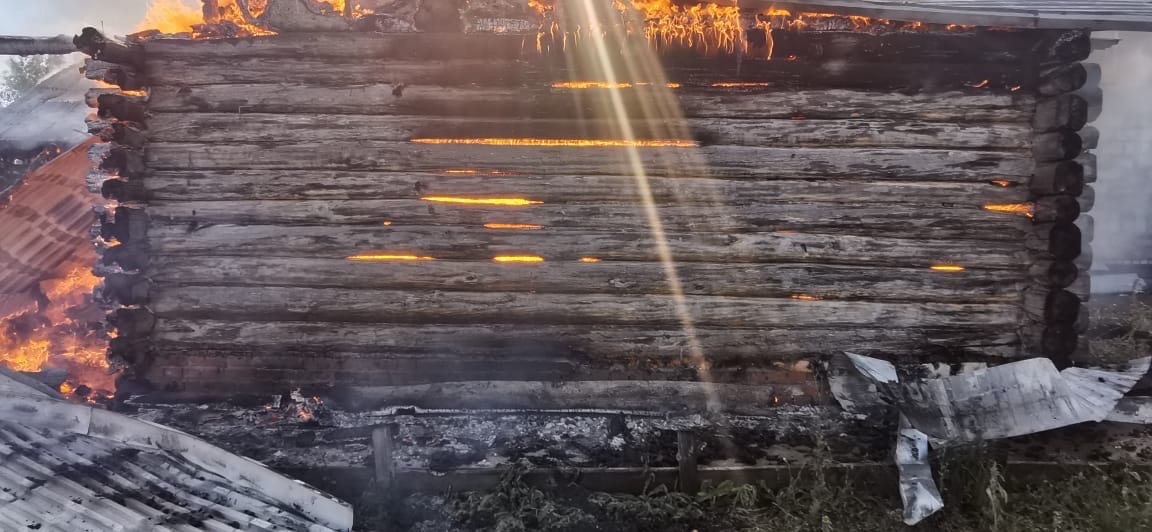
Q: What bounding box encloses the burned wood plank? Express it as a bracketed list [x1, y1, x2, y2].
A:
[147, 84, 1035, 122]
[142, 171, 1032, 205]
[144, 57, 528, 86]
[146, 223, 1033, 268]
[152, 319, 1023, 361]
[146, 113, 1033, 149]
[145, 199, 1034, 241]
[755, 29, 1087, 65]
[142, 33, 531, 60]
[148, 256, 1027, 302]
[145, 142, 1036, 180]
[149, 285, 1022, 328]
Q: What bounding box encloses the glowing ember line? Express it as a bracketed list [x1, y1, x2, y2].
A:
[983, 203, 1034, 218]
[411, 138, 697, 148]
[930, 264, 966, 273]
[711, 82, 772, 88]
[347, 254, 434, 261]
[494, 255, 545, 263]
[484, 223, 544, 230]
[552, 81, 681, 89]
[382, 221, 393, 226]
[444, 169, 514, 175]
[791, 294, 823, 301]
[579, 257, 602, 263]
[990, 180, 1013, 188]
[422, 196, 543, 206]
[968, 79, 990, 89]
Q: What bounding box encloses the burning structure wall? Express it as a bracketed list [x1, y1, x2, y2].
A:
[82, 0, 1095, 412]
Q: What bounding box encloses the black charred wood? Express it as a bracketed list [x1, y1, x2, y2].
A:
[1032, 130, 1083, 162]
[1037, 222, 1082, 260]
[98, 94, 148, 124]
[101, 206, 148, 243]
[74, 27, 142, 67]
[101, 273, 151, 306]
[1033, 94, 1088, 132]
[108, 307, 156, 337]
[112, 122, 148, 149]
[101, 178, 146, 202]
[1032, 161, 1084, 196]
[1037, 63, 1089, 96]
[1033, 196, 1081, 223]
[101, 243, 149, 271]
[101, 147, 147, 178]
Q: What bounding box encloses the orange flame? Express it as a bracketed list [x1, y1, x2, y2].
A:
[990, 180, 1013, 187]
[983, 203, 1035, 218]
[552, 81, 681, 89]
[791, 294, 823, 301]
[444, 169, 514, 176]
[1010, 85, 1022, 92]
[930, 264, 966, 273]
[711, 82, 773, 88]
[485, 223, 545, 230]
[412, 138, 697, 148]
[346, 254, 434, 261]
[494, 256, 545, 263]
[969, 79, 990, 89]
[422, 196, 543, 206]
[138, 0, 276, 38]
[579, 257, 602, 263]
[382, 221, 393, 226]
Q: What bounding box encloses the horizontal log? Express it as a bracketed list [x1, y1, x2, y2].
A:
[1023, 288, 1081, 323]
[150, 285, 1023, 328]
[74, 27, 141, 66]
[144, 199, 1035, 240]
[1029, 222, 1082, 260]
[1028, 260, 1077, 288]
[145, 142, 1036, 179]
[1078, 184, 1095, 212]
[1031, 161, 1084, 196]
[141, 171, 1032, 205]
[139, 30, 1084, 65]
[148, 256, 1026, 302]
[1032, 130, 1082, 161]
[1021, 324, 1077, 361]
[144, 55, 1036, 91]
[140, 33, 531, 60]
[1037, 62, 1096, 96]
[759, 28, 1086, 65]
[0, 34, 76, 55]
[145, 113, 1033, 149]
[1032, 195, 1080, 223]
[146, 223, 1034, 268]
[147, 84, 1036, 122]
[143, 357, 821, 388]
[1032, 93, 1088, 132]
[152, 319, 1023, 361]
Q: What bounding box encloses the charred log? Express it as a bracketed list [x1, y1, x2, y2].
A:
[84, 59, 143, 90]
[1030, 222, 1082, 260]
[1032, 195, 1080, 223]
[1023, 288, 1081, 324]
[1031, 160, 1084, 196]
[111, 123, 148, 150]
[1032, 130, 1082, 162]
[1037, 63, 1096, 96]
[101, 206, 149, 243]
[1027, 260, 1077, 288]
[97, 94, 148, 124]
[100, 147, 147, 178]
[101, 273, 150, 305]
[101, 178, 146, 202]
[73, 27, 141, 66]
[1032, 93, 1088, 132]
[101, 243, 149, 271]
[1078, 185, 1096, 212]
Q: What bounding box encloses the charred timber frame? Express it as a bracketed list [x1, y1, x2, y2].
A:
[74, 19, 1096, 407]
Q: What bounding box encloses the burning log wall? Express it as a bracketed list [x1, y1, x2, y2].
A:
[79, 7, 1095, 412]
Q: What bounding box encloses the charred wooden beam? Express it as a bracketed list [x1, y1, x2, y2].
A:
[84, 59, 143, 90]
[148, 84, 1036, 122]
[148, 256, 1026, 302]
[100, 272, 150, 306]
[145, 199, 1034, 241]
[0, 34, 76, 55]
[101, 243, 149, 271]
[111, 122, 148, 149]
[151, 285, 1022, 329]
[100, 147, 147, 178]
[108, 307, 156, 337]
[142, 171, 1032, 205]
[1031, 161, 1084, 196]
[147, 223, 1032, 269]
[1030, 222, 1082, 260]
[74, 27, 141, 66]
[86, 87, 147, 109]
[1032, 93, 1088, 132]
[1032, 130, 1082, 162]
[1032, 196, 1081, 224]
[146, 113, 1033, 150]
[1023, 288, 1081, 324]
[145, 142, 1034, 180]
[754, 28, 1087, 65]
[101, 178, 146, 202]
[97, 94, 148, 124]
[1028, 260, 1078, 288]
[153, 319, 1021, 361]
[1078, 185, 1096, 212]
[141, 32, 529, 60]
[1037, 63, 1098, 96]
[101, 206, 149, 243]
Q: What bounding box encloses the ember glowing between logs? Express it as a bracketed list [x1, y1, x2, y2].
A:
[494, 256, 546, 263]
[791, 294, 823, 301]
[983, 203, 1036, 218]
[552, 81, 682, 89]
[411, 138, 697, 148]
[930, 264, 966, 273]
[484, 223, 545, 230]
[421, 196, 543, 206]
[579, 257, 603, 263]
[346, 254, 435, 262]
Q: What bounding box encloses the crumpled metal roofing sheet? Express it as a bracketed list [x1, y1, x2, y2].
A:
[0, 418, 339, 532]
[763, 1, 1152, 30]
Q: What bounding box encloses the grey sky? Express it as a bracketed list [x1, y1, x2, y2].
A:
[0, 0, 149, 38]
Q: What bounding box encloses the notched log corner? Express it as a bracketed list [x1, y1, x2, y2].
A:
[1032, 160, 1085, 196]
[98, 94, 149, 124]
[101, 206, 149, 243]
[101, 146, 148, 178]
[98, 273, 151, 307]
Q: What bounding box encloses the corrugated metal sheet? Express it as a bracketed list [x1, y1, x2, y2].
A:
[768, 1, 1152, 30]
[0, 370, 353, 531]
[0, 419, 340, 532]
[0, 66, 92, 153]
[0, 138, 97, 318]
